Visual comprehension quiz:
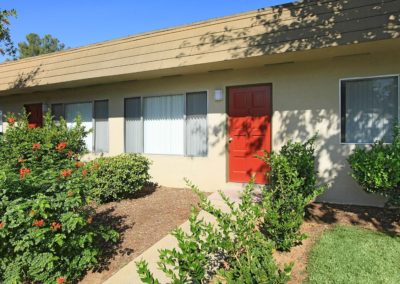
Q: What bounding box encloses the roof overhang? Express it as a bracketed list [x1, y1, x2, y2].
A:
[0, 0, 399, 96]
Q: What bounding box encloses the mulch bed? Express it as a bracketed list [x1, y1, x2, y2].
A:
[79, 186, 202, 284]
[274, 203, 400, 284]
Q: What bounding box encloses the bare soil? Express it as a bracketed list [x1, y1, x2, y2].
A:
[79, 186, 203, 284]
[274, 203, 400, 284]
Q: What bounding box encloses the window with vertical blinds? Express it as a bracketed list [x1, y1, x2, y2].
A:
[51, 100, 109, 152]
[144, 95, 185, 155]
[65, 102, 93, 151]
[124, 91, 208, 156]
[94, 100, 109, 153]
[341, 76, 399, 143]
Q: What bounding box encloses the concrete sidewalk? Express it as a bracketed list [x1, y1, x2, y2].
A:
[103, 189, 243, 284]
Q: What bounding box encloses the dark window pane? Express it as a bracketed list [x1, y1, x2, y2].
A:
[125, 97, 141, 119]
[186, 92, 207, 116]
[94, 100, 108, 119]
[51, 104, 64, 120]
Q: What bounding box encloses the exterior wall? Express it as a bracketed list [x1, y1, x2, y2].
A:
[1, 50, 399, 206]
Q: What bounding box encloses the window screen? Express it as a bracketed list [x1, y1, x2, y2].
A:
[341, 76, 398, 143]
[186, 92, 208, 156]
[125, 97, 143, 153]
[94, 100, 109, 152]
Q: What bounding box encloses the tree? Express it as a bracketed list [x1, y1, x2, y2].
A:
[0, 8, 17, 57]
[18, 33, 65, 58]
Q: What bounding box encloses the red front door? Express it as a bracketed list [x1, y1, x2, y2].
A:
[228, 85, 272, 184]
[24, 103, 43, 128]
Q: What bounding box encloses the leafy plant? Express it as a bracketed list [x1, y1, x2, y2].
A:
[89, 154, 151, 203]
[348, 125, 400, 206]
[0, 111, 118, 283]
[136, 180, 292, 284]
[260, 136, 326, 251]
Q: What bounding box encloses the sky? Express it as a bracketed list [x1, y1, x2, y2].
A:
[1, 0, 290, 60]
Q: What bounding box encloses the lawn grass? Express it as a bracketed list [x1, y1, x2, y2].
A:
[307, 225, 400, 284]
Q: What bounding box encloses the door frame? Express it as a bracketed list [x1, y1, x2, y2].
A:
[225, 83, 273, 183]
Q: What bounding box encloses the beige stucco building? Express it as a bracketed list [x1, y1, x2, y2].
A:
[1, 0, 399, 206]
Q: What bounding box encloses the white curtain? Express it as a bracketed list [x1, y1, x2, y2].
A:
[344, 77, 398, 143]
[144, 95, 184, 155]
[125, 97, 143, 153]
[65, 102, 93, 151]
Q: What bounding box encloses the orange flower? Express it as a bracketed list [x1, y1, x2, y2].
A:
[82, 169, 88, 177]
[51, 222, 62, 231]
[61, 169, 72, 178]
[20, 167, 31, 179]
[55, 142, 67, 151]
[87, 216, 93, 224]
[57, 277, 65, 284]
[7, 117, 15, 125]
[0, 222, 5, 229]
[33, 219, 45, 227]
[28, 124, 36, 129]
[75, 161, 84, 168]
[67, 191, 74, 197]
[32, 143, 41, 150]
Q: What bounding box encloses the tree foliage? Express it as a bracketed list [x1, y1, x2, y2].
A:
[0, 8, 17, 57]
[18, 33, 65, 59]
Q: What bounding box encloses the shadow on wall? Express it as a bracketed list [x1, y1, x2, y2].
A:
[9, 66, 42, 89]
[191, 0, 400, 61]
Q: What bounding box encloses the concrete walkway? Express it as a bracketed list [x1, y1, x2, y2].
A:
[103, 188, 243, 284]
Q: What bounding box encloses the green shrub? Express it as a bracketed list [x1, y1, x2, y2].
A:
[348, 126, 400, 207]
[136, 180, 292, 284]
[0, 111, 118, 284]
[261, 136, 326, 251]
[89, 154, 151, 203]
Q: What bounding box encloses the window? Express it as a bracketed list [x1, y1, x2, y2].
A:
[94, 100, 109, 152]
[65, 102, 93, 151]
[51, 104, 63, 121]
[186, 92, 208, 156]
[125, 91, 208, 156]
[51, 100, 109, 152]
[341, 76, 399, 143]
[125, 97, 143, 153]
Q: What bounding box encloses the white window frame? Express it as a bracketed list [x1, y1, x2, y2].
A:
[50, 100, 109, 153]
[124, 90, 209, 157]
[339, 74, 400, 145]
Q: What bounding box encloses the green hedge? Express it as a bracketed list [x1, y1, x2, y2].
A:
[261, 136, 326, 251]
[348, 126, 400, 207]
[89, 154, 151, 203]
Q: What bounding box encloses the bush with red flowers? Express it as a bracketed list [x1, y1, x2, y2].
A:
[0, 111, 118, 283]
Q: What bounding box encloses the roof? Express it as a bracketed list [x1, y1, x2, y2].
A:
[0, 0, 399, 94]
